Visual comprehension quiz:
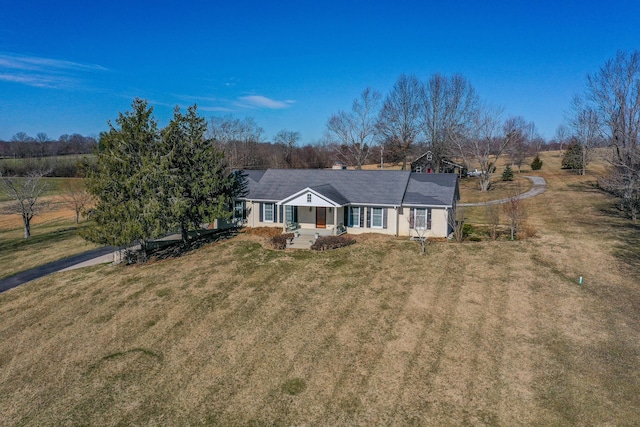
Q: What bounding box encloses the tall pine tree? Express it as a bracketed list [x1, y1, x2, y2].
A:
[85, 98, 164, 249]
[161, 105, 245, 243]
[85, 99, 245, 252]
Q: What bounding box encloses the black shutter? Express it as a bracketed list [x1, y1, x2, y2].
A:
[427, 208, 432, 230]
[279, 205, 283, 223]
[366, 207, 371, 228]
[383, 208, 388, 229]
[345, 207, 350, 227]
[294, 206, 298, 223]
[259, 203, 263, 222]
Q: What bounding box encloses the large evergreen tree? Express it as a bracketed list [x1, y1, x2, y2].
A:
[85, 98, 163, 248]
[161, 105, 245, 243]
[85, 99, 244, 251]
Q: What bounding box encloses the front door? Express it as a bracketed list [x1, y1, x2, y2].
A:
[316, 207, 326, 229]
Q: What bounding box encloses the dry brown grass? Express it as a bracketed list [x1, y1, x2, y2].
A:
[0, 196, 98, 279]
[0, 150, 639, 425]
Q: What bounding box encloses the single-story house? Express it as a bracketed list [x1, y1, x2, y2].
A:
[230, 169, 459, 239]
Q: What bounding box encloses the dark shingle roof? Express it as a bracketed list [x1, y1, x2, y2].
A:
[250, 169, 411, 205]
[242, 170, 266, 196]
[244, 169, 458, 207]
[309, 184, 350, 206]
[403, 173, 459, 206]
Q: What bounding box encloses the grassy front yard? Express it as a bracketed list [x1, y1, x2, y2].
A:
[0, 150, 639, 425]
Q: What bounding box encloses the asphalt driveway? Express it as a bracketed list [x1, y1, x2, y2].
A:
[0, 246, 115, 293]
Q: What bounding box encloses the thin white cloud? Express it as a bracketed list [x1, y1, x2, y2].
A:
[0, 73, 67, 88]
[0, 52, 107, 89]
[237, 95, 295, 109]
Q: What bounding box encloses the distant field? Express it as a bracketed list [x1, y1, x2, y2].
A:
[0, 151, 638, 425]
[0, 177, 86, 203]
[0, 177, 96, 278]
[0, 154, 95, 168]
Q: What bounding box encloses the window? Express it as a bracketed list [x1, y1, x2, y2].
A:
[412, 208, 432, 230]
[371, 207, 383, 228]
[307, 193, 312, 203]
[349, 206, 361, 227]
[233, 201, 245, 220]
[264, 203, 274, 222]
[285, 205, 295, 223]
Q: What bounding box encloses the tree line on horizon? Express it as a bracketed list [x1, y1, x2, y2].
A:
[2, 49, 639, 238]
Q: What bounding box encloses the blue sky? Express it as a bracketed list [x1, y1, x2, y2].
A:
[1, 0, 639, 144]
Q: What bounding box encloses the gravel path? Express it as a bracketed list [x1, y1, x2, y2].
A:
[459, 176, 547, 207]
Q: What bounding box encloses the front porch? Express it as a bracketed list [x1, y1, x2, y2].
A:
[278, 185, 348, 236]
[281, 205, 345, 234]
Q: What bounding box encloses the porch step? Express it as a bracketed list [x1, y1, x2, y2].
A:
[287, 235, 317, 249]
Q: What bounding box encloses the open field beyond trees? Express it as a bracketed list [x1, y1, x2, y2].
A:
[0, 151, 639, 425]
[0, 177, 98, 279]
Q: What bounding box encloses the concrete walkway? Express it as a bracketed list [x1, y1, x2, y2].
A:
[458, 176, 547, 207]
[0, 246, 115, 293]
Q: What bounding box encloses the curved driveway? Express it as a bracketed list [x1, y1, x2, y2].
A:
[458, 176, 547, 207]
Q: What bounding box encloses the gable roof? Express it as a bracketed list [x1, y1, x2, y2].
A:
[278, 184, 350, 207]
[243, 169, 458, 207]
[249, 169, 411, 205]
[403, 173, 459, 207]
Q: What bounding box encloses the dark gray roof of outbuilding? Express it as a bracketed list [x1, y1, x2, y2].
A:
[245, 169, 459, 207]
[403, 173, 459, 206]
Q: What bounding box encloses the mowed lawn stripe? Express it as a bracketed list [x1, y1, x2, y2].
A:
[311, 255, 418, 425]
[389, 247, 467, 425]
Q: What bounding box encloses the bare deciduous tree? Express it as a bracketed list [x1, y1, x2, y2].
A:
[207, 115, 264, 168]
[568, 95, 599, 176]
[326, 88, 381, 169]
[422, 74, 479, 170]
[62, 180, 92, 223]
[377, 74, 424, 170]
[486, 203, 500, 240]
[274, 129, 301, 168]
[35, 132, 50, 144]
[555, 124, 570, 153]
[503, 187, 526, 240]
[505, 116, 532, 172]
[459, 104, 510, 191]
[586, 51, 640, 220]
[0, 170, 50, 238]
